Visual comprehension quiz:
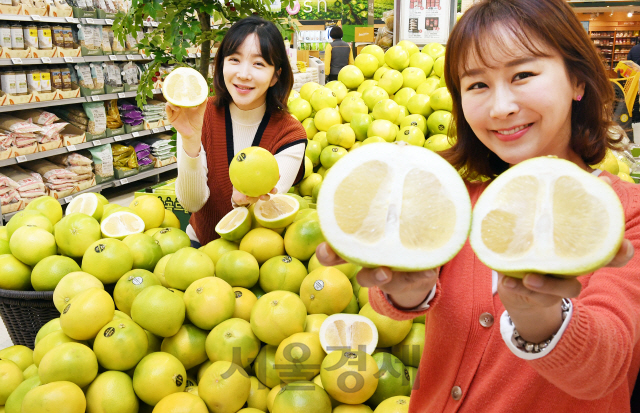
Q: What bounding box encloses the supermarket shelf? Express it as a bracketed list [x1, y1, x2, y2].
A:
[0, 89, 161, 113]
[0, 15, 80, 23]
[1, 163, 177, 222]
[0, 125, 173, 168]
[0, 54, 149, 66]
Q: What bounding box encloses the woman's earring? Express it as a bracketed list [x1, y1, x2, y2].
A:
[576, 95, 583, 102]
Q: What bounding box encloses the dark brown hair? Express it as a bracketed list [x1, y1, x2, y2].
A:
[443, 0, 616, 180]
[213, 16, 293, 112]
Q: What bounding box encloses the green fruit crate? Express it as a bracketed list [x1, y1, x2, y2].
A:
[0, 289, 58, 349]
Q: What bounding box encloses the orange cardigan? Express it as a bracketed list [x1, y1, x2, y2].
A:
[369, 172, 640, 413]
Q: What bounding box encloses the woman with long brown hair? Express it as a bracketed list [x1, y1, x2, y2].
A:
[318, 0, 640, 411]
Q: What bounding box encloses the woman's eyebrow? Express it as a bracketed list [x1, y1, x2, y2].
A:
[461, 56, 538, 79]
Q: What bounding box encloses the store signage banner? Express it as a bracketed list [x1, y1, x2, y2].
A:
[398, 0, 452, 45]
[280, 0, 392, 21]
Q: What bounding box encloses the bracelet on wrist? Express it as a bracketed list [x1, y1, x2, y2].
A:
[509, 298, 571, 354]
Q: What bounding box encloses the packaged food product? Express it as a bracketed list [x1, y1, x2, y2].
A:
[90, 63, 104, 89]
[83, 101, 107, 135]
[11, 24, 24, 50]
[1, 70, 17, 95]
[27, 67, 41, 92]
[52, 25, 64, 48]
[0, 24, 12, 49]
[50, 66, 63, 90]
[39, 68, 51, 92]
[37, 24, 52, 50]
[23, 24, 38, 49]
[15, 70, 28, 95]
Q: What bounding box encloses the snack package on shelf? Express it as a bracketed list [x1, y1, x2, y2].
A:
[120, 61, 140, 90]
[102, 61, 123, 91]
[144, 134, 176, 166]
[105, 99, 122, 129]
[118, 100, 143, 127]
[0, 170, 20, 212]
[87, 143, 113, 183]
[2, 164, 46, 203]
[82, 101, 107, 137]
[125, 139, 153, 167]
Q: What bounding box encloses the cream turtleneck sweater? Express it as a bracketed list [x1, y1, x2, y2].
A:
[176, 102, 306, 243]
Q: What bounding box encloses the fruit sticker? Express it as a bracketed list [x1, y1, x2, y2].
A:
[314, 280, 325, 291]
[235, 291, 243, 298]
[282, 256, 293, 263]
[236, 153, 246, 162]
[131, 277, 143, 285]
[174, 374, 184, 387]
[103, 327, 115, 337]
[95, 244, 106, 253]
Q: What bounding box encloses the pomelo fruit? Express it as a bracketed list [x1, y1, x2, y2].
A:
[275, 332, 326, 383]
[215, 250, 259, 288]
[205, 318, 261, 368]
[284, 216, 325, 261]
[152, 254, 171, 287]
[6, 210, 52, 240]
[200, 238, 239, 265]
[409, 52, 434, 77]
[247, 376, 270, 411]
[470, 156, 625, 276]
[384, 46, 409, 71]
[366, 352, 410, 408]
[113, 269, 162, 316]
[372, 99, 401, 123]
[239, 228, 285, 265]
[161, 324, 208, 370]
[396, 126, 425, 147]
[25, 196, 62, 225]
[313, 132, 329, 149]
[215, 207, 252, 241]
[300, 82, 322, 102]
[153, 392, 208, 413]
[338, 66, 365, 89]
[429, 87, 453, 112]
[230, 147, 280, 198]
[391, 323, 425, 368]
[100, 211, 146, 239]
[183, 277, 235, 330]
[355, 53, 380, 78]
[133, 352, 187, 406]
[401, 67, 426, 90]
[31, 256, 81, 291]
[54, 213, 101, 258]
[272, 381, 332, 413]
[316, 142, 472, 271]
[259, 255, 308, 294]
[378, 69, 404, 96]
[164, 247, 214, 290]
[590, 149, 619, 175]
[0, 359, 23, 405]
[53, 271, 103, 313]
[160, 209, 181, 229]
[254, 344, 279, 388]
[122, 233, 163, 271]
[422, 42, 445, 59]
[4, 374, 40, 413]
[318, 314, 378, 355]
[406, 94, 433, 118]
[162, 66, 208, 107]
[300, 173, 323, 197]
[232, 287, 257, 322]
[361, 44, 385, 66]
[373, 395, 410, 413]
[367, 120, 397, 142]
[250, 291, 307, 346]
[32, 330, 83, 367]
[416, 77, 441, 96]
[131, 285, 185, 337]
[325, 81, 348, 104]
[82, 238, 133, 284]
[310, 87, 338, 112]
[362, 86, 389, 112]
[303, 118, 319, 139]
[0, 254, 31, 290]
[60, 287, 114, 340]
[424, 134, 454, 152]
[66, 193, 103, 221]
[351, 113, 374, 142]
[38, 342, 98, 388]
[359, 304, 412, 348]
[314, 108, 342, 132]
[0, 345, 32, 371]
[289, 97, 313, 121]
[299, 267, 352, 315]
[93, 318, 148, 371]
[129, 195, 165, 231]
[426, 110, 453, 136]
[199, 361, 251, 413]
[320, 350, 378, 404]
[153, 228, 191, 255]
[10, 226, 56, 266]
[254, 194, 300, 229]
[21, 381, 86, 413]
[327, 123, 356, 149]
[85, 371, 139, 413]
[393, 88, 416, 108]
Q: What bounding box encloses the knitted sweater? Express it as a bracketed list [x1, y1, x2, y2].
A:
[369, 172, 640, 413]
[185, 98, 307, 245]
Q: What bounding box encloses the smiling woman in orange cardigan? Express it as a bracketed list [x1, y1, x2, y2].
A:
[316, 0, 640, 411]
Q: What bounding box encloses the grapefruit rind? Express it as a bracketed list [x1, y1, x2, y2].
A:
[469, 157, 625, 276]
[316, 142, 472, 271]
[215, 207, 251, 241]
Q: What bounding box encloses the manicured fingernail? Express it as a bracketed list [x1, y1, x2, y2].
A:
[626, 240, 634, 259]
[375, 268, 388, 282]
[502, 276, 517, 288]
[524, 274, 544, 288]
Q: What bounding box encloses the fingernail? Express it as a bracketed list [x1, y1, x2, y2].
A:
[524, 274, 544, 288]
[374, 268, 388, 282]
[502, 276, 517, 288]
[626, 240, 634, 259]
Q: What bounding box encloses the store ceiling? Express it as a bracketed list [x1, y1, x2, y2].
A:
[568, 1, 640, 9]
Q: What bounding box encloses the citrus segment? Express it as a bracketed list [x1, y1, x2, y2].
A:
[162, 67, 209, 107]
[101, 211, 145, 239]
[318, 314, 378, 355]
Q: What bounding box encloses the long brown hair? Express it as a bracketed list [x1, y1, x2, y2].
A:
[212, 16, 293, 112]
[443, 0, 616, 180]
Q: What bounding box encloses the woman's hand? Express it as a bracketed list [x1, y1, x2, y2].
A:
[166, 100, 207, 157]
[232, 187, 278, 207]
[500, 238, 634, 342]
[316, 243, 439, 310]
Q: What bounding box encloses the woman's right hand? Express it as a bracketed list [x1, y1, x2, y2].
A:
[316, 243, 439, 310]
[166, 100, 208, 157]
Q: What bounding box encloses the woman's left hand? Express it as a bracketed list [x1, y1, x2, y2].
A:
[499, 238, 634, 342]
[232, 186, 278, 207]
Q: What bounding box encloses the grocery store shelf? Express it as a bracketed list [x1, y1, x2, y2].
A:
[0, 89, 161, 113]
[0, 15, 80, 23]
[1, 162, 177, 222]
[0, 54, 150, 66]
[0, 125, 173, 168]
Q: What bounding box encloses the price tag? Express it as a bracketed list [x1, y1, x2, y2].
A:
[197, 52, 201, 58]
[40, 57, 51, 64]
[16, 155, 27, 163]
[152, 128, 160, 134]
[67, 145, 77, 152]
[141, 53, 147, 59]
[105, 19, 114, 25]
[132, 132, 140, 137]
[92, 140, 102, 146]
[113, 135, 123, 141]
[120, 178, 128, 185]
[65, 17, 79, 23]
[31, 15, 40, 21]
[10, 58, 22, 65]
[117, 92, 126, 98]
[64, 196, 73, 203]
[63, 57, 74, 63]
[164, 126, 172, 131]
[188, 53, 196, 58]
[126, 54, 135, 60]
[85, 18, 95, 24]
[90, 95, 101, 101]
[108, 55, 117, 61]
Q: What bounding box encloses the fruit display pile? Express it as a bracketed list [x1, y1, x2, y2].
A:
[288, 40, 454, 206]
[0, 188, 423, 413]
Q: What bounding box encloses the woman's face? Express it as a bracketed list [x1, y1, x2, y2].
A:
[459, 29, 586, 167]
[223, 33, 280, 111]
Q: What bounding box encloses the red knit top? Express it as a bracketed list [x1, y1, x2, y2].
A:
[369, 172, 640, 413]
[189, 99, 307, 245]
